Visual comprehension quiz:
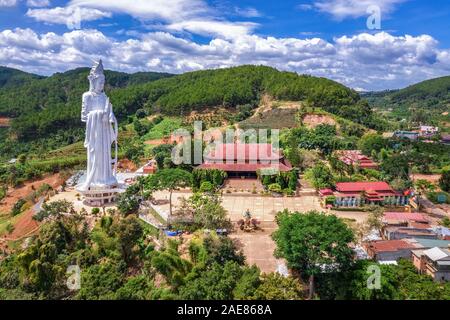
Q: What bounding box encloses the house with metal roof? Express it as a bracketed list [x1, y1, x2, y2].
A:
[412, 247, 450, 282]
[432, 226, 450, 240]
[363, 239, 420, 262]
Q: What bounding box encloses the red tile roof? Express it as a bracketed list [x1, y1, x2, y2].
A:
[384, 212, 429, 223]
[197, 162, 292, 172]
[319, 189, 334, 196]
[338, 150, 378, 169]
[336, 182, 394, 193]
[409, 222, 431, 229]
[205, 143, 282, 161]
[368, 240, 417, 253]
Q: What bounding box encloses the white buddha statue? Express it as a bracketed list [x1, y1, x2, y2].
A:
[79, 60, 118, 191]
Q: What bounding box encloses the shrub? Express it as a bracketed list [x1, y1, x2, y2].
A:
[192, 169, 227, 190]
[6, 223, 14, 234]
[11, 198, 26, 217]
[199, 181, 214, 193]
[135, 109, 147, 119]
[268, 183, 282, 193]
[441, 217, 450, 228]
[325, 196, 336, 206]
[91, 208, 100, 216]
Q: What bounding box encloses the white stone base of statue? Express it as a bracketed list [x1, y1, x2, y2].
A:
[77, 183, 126, 207]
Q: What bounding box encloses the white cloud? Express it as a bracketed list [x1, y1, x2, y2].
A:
[26, 0, 50, 7]
[27, 0, 255, 39]
[296, 4, 314, 11]
[233, 7, 262, 18]
[314, 0, 407, 19]
[0, 0, 17, 7]
[0, 28, 448, 91]
[26, 6, 112, 25]
[69, 0, 210, 22]
[166, 20, 257, 39]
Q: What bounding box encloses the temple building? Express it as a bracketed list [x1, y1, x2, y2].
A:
[320, 181, 411, 207]
[336, 150, 378, 170]
[197, 143, 292, 178]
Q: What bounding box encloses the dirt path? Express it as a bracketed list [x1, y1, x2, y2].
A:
[0, 173, 64, 242]
[0, 173, 63, 214]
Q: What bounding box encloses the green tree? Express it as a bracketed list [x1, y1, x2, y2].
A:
[33, 200, 76, 222]
[76, 261, 125, 300]
[304, 163, 335, 190]
[366, 206, 384, 234]
[115, 275, 156, 300]
[111, 216, 144, 263]
[178, 261, 252, 300]
[358, 133, 386, 156]
[116, 192, 140, 216]
[254, 273, 304, 300]
[188, 193, 230, 230]
[146, 169, 192, 216]
[273, 210, 354, 299]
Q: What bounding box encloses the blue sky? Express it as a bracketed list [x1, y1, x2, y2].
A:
[0, 0, 450, 91]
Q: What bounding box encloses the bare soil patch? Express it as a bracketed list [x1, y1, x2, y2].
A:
[0, 173, 64, 241]
[0, 173, 63, 214]
[117, 159, 137, 172]
[410, 174, 442, 184]
[0, 117, 10, 127]
[303, 114, 337, 129]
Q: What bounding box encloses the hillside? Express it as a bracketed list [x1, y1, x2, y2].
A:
[0, 65, 382, 161]
[0, 67, 44, 89]
[364, 76, 450, 130]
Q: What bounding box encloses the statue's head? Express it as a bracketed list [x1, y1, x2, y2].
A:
[88, 60, 105, 93]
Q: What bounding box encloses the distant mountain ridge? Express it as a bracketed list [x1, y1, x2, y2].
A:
[0, 66, 45, 89]
[363, 75, 450, 132]
[364, 75, 450, 108]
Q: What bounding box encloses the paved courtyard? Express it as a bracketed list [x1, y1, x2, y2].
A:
[222, 195, 322, 222]
[153, 191, 369, 223]
[229, 222, 284, 274]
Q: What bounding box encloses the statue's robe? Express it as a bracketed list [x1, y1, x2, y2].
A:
[80, 91, 118, 191]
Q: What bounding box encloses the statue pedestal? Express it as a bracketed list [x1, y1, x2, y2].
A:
[77, 184, 126, 207]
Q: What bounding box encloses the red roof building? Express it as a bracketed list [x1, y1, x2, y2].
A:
[383, 212, 429, 225]
[364, 240, 420, 261]
[198, 143, 292, 177]
[337, 150, 378, 170]
[320, 182, 410, 207]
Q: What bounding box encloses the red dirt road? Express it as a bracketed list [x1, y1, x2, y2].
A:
[0, 173, 64, 241]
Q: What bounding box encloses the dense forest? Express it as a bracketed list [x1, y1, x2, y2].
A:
[0, 65, 366, 160]
[364, 76, 450, 130]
